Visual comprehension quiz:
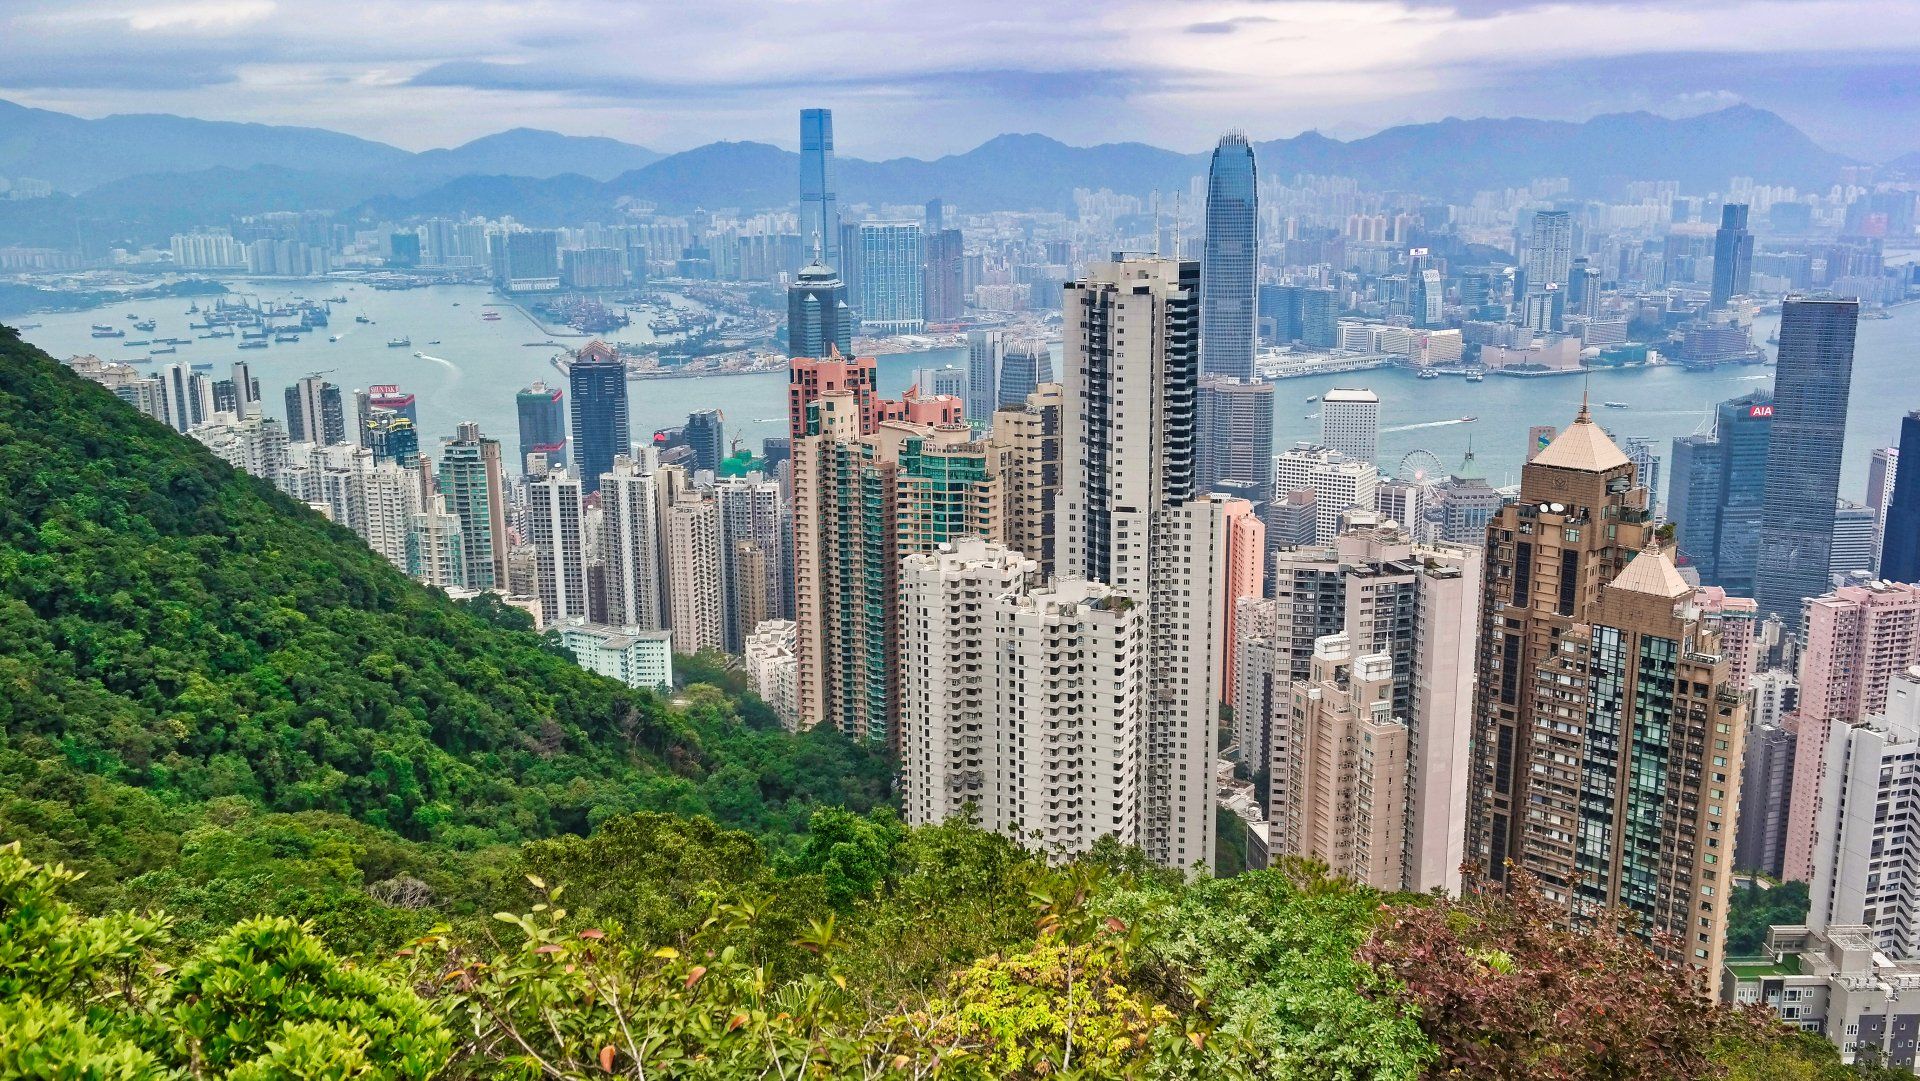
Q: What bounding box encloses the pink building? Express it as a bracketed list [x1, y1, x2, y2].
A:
[1783, 581, 1920, 881]
[1695, 586, 1760, 692]
[1219, 498, 1265, 702]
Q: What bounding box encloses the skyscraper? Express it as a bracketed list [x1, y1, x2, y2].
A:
[1195, 377, 1276, 502]
[1320, 388, 1381, 463]
[922, 227, 965, 325]
[965, 330, 1005, 430]
[1468, 408, 1746, 980]
[284, 376, 345, 445]
[567, 340, 630, 496]
[600, 455, 664, 630]
[685, 409, 726, 475]
[1523, 210, 1573, 292]
[855, 221, 925, 334]
[1880, 412, 1920, 583]
[787, 257, 853, 360]
[529, 467, 589, 625]
[1668, 393, 1772, 593]
[1756, 296, 1860, 621]
[437, 422, 509, 591]
[799, 109, 840, 269]
[516, 381, 566, 474]
[665, 494, 725, 655]
[996, 339, 1052, 413]
[1201, 133, 1258, 381]
[715, 475, 784, 653]
[1710, 203, 1755, 311]
[159, 363, 213, 434]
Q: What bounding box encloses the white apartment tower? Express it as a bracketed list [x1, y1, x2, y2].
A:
[665, 495, 726, 655]
[1807, 669, 1920, 959]
[899, 538, 1144, 856]
[601, 455, 665, 630]
[528, 467, 589, 626]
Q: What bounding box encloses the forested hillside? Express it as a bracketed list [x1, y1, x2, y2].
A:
[0, 328, 1878, 1079]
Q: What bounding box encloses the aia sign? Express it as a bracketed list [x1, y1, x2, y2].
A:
[1749, 404, 1775, 418]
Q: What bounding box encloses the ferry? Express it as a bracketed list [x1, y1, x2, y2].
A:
[1417, 368, 1440, 380]
[355, 315, 373, 324]
[237, 339, 269, 350]
[387, 336, 411, 348]
[329, 334, 342, 343]
[1464, 369, 1485, 383]
[1305, 394, 1320, 402]
[133, 319, 156, 332]
[1603, 401, 1629, 409]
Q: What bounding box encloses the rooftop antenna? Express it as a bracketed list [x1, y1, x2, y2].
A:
[1171, 193, 1182, 260]
[1151, 189, 1162, 258]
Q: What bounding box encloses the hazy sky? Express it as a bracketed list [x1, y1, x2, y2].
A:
[6, 0, 1920, 160]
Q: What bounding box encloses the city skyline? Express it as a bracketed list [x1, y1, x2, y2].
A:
[6, 1, 1920, 159]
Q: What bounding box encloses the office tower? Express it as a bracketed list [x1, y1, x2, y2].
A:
[685, 409, 726, 476]
[923, 227, 965, 324]
[899, 538, 1142, 855]
[1566, 256, 1601, 321]
[1201, 132, 1258, 380]
[1668, 393, 1773, 592]
[1757, 296, 1860, 620]
[158, 363, 213, 434]
[567, 340, 630, 495]
[437, 422, 510, 590]
[1196, 377, 1276, 502]
[1710, 204, 1754, 311]
[284, 376, 345, 445]
[1240, 517, 1480, 893]
[1275, 444, 1380, 543]
[1468, 409, 1744, 977]
[665, 495, 725, 654]
[1805, 670, 1920, 957]
[743, 620, 800, 730]
[1320, 388, 1380, 463]
[516, 381, 567, 473]
[1524, 210, 1573, 292]
[1375, 479, 1426, 533]
[1264, 490, 1317, 552]
[799, 109, 839, 268]
[528, 468, 588, 626]
[855, 222, 925, 333]
[715, 475, 784, 652]
[406, 493, 466, 588]
[787, 257, 854, 360]
[996, 340, 1052, 412]
[1057, 256, 1224, 870]
[1882, 413, 1920, 583]
[990, 383, 1063, 578]
[1832, 501, 1878, 580]
[601, 456, 664, 630]
[910, 365, 968, 401]
[1782, 580, 1920, 882]
[965, 330, 1005, 429]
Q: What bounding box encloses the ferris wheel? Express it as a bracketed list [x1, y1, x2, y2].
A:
[1398, 449, 1444, 485]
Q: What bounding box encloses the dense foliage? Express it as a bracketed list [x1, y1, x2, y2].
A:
[1726, 878, 1812, 956]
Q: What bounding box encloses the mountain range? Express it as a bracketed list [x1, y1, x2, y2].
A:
[0, 97, 1872, 251]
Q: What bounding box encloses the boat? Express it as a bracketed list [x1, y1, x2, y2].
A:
[325, 295, 348, 304]
[150, 345, 177, 355]
[122, 340, 150, 347]
[427, 339, 441, 345]
[1417, 369, 1440, 380]
[274, 333, 301, 343]
[91, 323, 115, 332]
[412, 351, 424, 358]
[125, 314, 139, 322]
[329, 334, 342, 343]
[355, 315, 373, 324]
[1460, 415, 1478, 423]
[238, 339, 269, 350]
[1305, 394, 1320, 402]
[1464, 369, 1485, 383]
[133, 319, 156, 332]
[1765, 335, 1779, 346]
[451, 302, 461, 307]
[1603, 401, 1629, 409]
[387, 337, 411, 348]
[482, 311, 502, 321]
[1304, 413, 1318, 420]
[209, 327, 235, 338]
[190, 362, 214, 371]
[91, 329, 126, 339]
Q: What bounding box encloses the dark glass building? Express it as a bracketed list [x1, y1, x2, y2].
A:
[566, 342, 630, 495]
[787, 258, 854, 359]
[1201, 133, 1258, 380]
[1710, 203, 1754, 311]
[799, 108, 839, 270]
[1756, 296, 1860, 620]
[1880, 412, 1920, 584]
[685, 408, 727, 475]
[515, 380, 566, 473]
[1668, 392, 1773, 593]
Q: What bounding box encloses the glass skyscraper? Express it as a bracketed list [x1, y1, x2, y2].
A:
[1668, 391, 1772, 593]
[1710, 203, 1753, 312]
[799, 109, 839, 271]
[1756, 296, 1860, 620]
[1201, 132, 1257, 381]
[855, 221, 925, 334]
[1880, 412, 1920, 584]
[787, 258, 853, 359]
[515, 380, 566, 474]
[567, 342, 630, 495]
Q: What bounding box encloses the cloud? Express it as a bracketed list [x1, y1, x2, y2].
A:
[1186, 16, 1278, 34]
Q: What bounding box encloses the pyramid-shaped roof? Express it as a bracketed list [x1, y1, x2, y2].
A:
[1530, 405, 1629, 472]
[1612, 544, 1692, 599]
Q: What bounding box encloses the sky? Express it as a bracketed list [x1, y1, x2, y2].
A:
[5, 0, 1920, 161]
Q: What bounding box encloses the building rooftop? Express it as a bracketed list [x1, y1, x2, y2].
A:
[1529, 405, 1631, 473]
[1612, 545, 1694, 599]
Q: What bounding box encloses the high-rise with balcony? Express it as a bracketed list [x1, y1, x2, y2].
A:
[567, 340, 630, 495]
[1201, 133, 1258, 381]
[1467, 407, 1745, 980]
[1058, 256, 1227, 871]
[528, 466, 588, 626]
[1782, 580, 1920, 882]
[1757, 296, 1859, 621]
[900, 538, 1143, 855]
[600, 455, 664, 630]
[437, 421, 509, 590]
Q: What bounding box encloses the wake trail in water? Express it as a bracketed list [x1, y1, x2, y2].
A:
[1384, 418, 1471, 433]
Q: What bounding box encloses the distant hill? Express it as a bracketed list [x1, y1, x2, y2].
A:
[0, 98, 659, 193]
